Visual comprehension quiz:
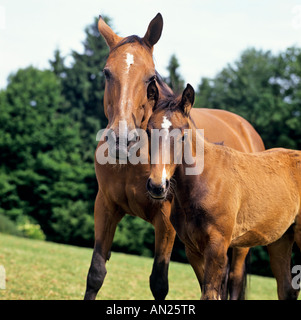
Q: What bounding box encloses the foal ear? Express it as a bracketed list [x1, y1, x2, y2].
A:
[180, 84, 195, 116]
[143, 13, 163, 49]
[98, 15, 123, 50]
[147, 80, 159, 109]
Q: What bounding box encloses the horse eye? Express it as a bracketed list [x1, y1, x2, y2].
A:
[103, 69, 112, 80]
[147, 75, 156, 83]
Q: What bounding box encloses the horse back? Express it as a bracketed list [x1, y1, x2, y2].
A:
[190, 108, 265, 153]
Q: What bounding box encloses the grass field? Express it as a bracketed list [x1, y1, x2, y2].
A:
[0, 233, 279, 300]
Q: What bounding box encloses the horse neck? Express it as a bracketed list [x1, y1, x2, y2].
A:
[156, 71, 174, 100]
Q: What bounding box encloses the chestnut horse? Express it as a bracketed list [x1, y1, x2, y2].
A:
[146, 82, 301, 300]
[84, 14, 265, 300]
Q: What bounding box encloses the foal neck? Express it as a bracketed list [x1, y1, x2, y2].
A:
[179, 116, 223, 181]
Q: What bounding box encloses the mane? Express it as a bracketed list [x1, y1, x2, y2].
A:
[155, 92, 180, 112]
[110, 35, 150, 53]
[153, 91, 198, 132]
[155, 71, 175, 100]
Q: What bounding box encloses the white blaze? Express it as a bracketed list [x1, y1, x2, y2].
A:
[125, 53, 134, 73]
[161, 116, 172, 185]
[119, 53, 134, 119]
[161, 116, 172, 129]
[162, 166, 167, 185]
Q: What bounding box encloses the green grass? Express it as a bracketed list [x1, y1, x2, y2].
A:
[0, 233, 279, 300]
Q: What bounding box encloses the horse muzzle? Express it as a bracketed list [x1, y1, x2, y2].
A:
[105, 126, 139, 161]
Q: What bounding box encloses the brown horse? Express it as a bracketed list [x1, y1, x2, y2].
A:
[84, 14, 265, 300]
[146, 82, 301, 300]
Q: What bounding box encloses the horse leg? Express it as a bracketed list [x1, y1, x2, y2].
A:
[150, 210, 176, 300]
[294, 213, 301, 250]
[202, 232, 229, 300]
[84, 192, 123, 300]
[228, 247, 249, 300]
[185, 247, 205, 294]
[267, 230, 299, 300]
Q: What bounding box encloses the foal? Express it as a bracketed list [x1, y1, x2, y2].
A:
[146, 82, 301, 300]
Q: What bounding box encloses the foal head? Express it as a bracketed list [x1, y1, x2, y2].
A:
[146, 82, 195, 199]
[98, 14, 163, 159]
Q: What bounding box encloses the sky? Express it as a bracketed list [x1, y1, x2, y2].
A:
[0, 0, 301, 89]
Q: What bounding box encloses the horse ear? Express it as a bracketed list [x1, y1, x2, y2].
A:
[98, 15, 123, 50]
[180, 84, 195, 116]
[143, 13, 163, 49]
[147, 80, 159, 109]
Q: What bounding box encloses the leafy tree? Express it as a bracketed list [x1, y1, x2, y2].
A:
[49, 17, 109, 162]
[195, 47, 301, 150]
[164, 54, 185, 94]
[112, 216, 155, 257]
[0, 66, 94, 246]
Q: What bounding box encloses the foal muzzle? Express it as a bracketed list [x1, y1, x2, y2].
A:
[146, 178, 169, 200]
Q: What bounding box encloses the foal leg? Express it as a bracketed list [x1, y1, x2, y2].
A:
[267, 230, 299, 300]
[150, 207, 176, 300]
[185, 247, 205, 294]
[229, 247, 249, 300]
[202, 232, 229, 300]
[84, 192, 123, 300]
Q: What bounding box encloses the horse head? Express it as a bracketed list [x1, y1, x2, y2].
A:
[146, 82, 195, 199]
[98, 13, 163, 159]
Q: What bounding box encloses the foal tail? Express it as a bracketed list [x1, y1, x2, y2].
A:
[221, 248, 250, 300]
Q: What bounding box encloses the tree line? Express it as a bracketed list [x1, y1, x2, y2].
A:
[1, 16, 301, 275]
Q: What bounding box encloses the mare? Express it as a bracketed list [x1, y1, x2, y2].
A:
[146, 82, 301, 300]
[84, 14, 265, 300]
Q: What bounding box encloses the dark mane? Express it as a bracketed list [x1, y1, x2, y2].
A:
[155, 71, 175, 101]
[155, 92, 180, 112]
[153, 86, 196, 127]
[110, 35, 150, 53]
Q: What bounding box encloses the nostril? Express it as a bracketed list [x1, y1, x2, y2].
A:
[104, 128, 115, 142]
[128, 130, 138, 146]
[146, 178, 152, 192]
[165, 179, 170, 190]
[157, 186, 163, 193]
